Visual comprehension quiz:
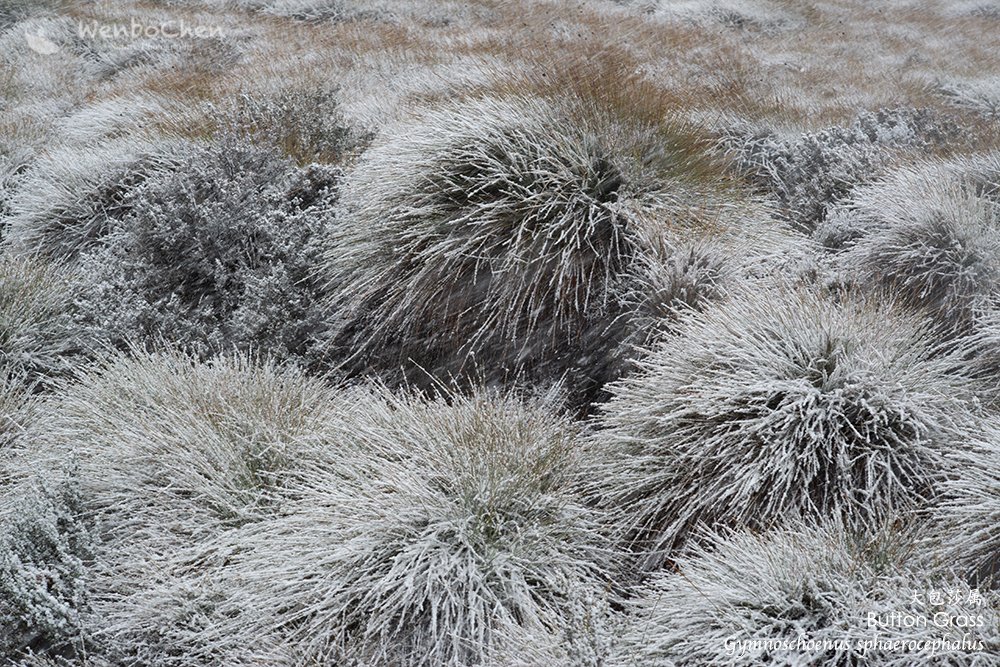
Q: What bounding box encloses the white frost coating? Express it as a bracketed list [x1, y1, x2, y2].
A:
[93, 383, 611, 666]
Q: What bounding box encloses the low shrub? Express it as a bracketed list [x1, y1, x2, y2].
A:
[72, 140, 335, 363]
[723, 108, 961, 233]
[210, 85, 372, 165]
[0, 476, 94, 661]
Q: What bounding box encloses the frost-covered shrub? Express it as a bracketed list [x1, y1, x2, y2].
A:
[212, 86, 371, 165]
[836, 154, 1000, 334]
[723, 109, 961, 232]
[325, 93, 775, 407]
[113, 386, 612, 666]
[617, 520, 1000, 666]
[0, 256, 82, 387]
[590, 285, 977, 570]
[927, 419, 1000, 587]
[3, 139, 183, 261]
[73, 140, 334, 363]
[0, 477, 94, 661]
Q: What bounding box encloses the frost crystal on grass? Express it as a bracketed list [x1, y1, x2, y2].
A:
[4, 139, 184, 262]
[927, 417, 1000, 587]
[0, 256, 82, 387]
[108, 386, 613, 666]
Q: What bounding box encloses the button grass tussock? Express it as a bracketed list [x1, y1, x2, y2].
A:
[3, 138, 187, 263]
[835, 153, 1000, 336]
[591, 284, 982, 571]
[324, 85, 787, 408]
[24, 372, 614, 666]
[3, 351, 354, 662]
[0, 256, 84, 387]
[927, 417, 1000, 589]
[189, 387, 611, 667]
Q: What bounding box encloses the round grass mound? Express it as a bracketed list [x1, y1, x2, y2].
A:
[616, 520, 1000, 667]
[109, 385, 613, 666]
[6, 351, 355, 663]
[590, 284, 978, 570]
[3, 138, 183, 263]
[324, 91, 784, 409]
[836, 153, 1000, 335]
[21, 350, 344, 548]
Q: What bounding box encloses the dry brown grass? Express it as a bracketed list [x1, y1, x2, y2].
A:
[9, 0, 1000, 163]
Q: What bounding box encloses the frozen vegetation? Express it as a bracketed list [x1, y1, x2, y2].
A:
[1, 0, 999, 665]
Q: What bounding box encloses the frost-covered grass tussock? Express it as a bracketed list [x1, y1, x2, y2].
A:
[2, 0, 1000, 663]
[325, 90, 782, 407]
[591, 284, 979, 570]
[616, 520, 1000, 667]
[17, 351, 343, 550]
[1, 350, 351, 661]
[0, 256, 82, 387]
[87, 385, 611, 666]
[3, 139, 185, 262]
[835, 154, 1000, 335]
